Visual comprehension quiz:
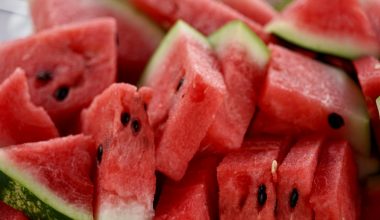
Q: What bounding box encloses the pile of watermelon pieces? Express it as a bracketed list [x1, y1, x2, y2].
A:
[1, 0, 380, 219]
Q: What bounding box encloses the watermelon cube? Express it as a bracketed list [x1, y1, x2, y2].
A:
[0, 68, 58, 147]
[142, 21, 226, 180]
[155, 156, 220, 220]
[81, 83, 156, 220]
[276, 136, 323, 219]
[309, 140, 360, 219]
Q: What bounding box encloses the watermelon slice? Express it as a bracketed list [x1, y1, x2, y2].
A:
[142, 21, 226, 180]
[217, 138, 287, 220]
[276, 136, 323, 219]
[218, 0, 277, 25]
[0, 18, 117, 135]
[201, 21, 269, 153]
[254, 44, 370, 156]
[130, 0, 269, 42]
[155, 156, 220, 220]
[30, 0, 163, 84]
[309, 140, 359, 219]
[266, 0, 380, 59]
[0, 135, 96, 220]
[0, 68, 58, 147]
[81, 83, 155, 219]
[0, 200, 28, 220]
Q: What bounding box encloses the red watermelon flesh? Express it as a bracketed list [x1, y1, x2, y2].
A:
[0, 200, 28, 220]
[155, 156, 220, 220]
[255, 44, 370, 156]
[217, 141, 283, 220]
[277, 136, 323, 220]
[81, 83, 155, 219]
[362, 0, 380, 43]
[218, 0, 278, 25]
[0, 18, 117, 135]
[362, 175, 380, 220]
[309, 140, 359, 220]
[0, 68, 58, 147]
[266, 0, 379, 59]
[30, 0, 163, 84]
[143, 21, 226, 180]
[130, 0, 269, 42]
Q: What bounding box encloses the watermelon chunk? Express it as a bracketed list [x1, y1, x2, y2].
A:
[0, 68, 58, 147]
[254, 44, 370, 156]
[155, 156, 220, 220]
[0, 18, 117, 134]
[200, 21, 269, 153]
[277, 136, 323, 219]
[142, 21, 226, 180]
[309, 140, 359, 219]
[30, 0, 163, 84]
[266, 0, 379, 59]
[81, 83, 155, 219]
[0, 135, 96, 220]
[217, 138, 287, 220]
[130, 0, 269, 42]
[0, 200, 28, 220]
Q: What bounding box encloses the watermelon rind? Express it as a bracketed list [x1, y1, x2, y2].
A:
[0, 152, 92, 220]
[139, 20, 209, 85]
[266, 20, 379, 59]
[376, 96, 380, 115]
[209, 20, 270, 68]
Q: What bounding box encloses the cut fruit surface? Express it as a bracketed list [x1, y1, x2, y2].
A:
[0, 200, 28, 220]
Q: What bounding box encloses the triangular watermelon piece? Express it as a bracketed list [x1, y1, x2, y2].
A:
[0, 200, 28, 220]
[81, 83, 156, 219]
[266, 0, 379, 59]
[30, 0, 163, 84]
[142, 21, 226, 180]
[0, 68, 58, 147]
[0, 135, 96, 220]
[0, 18, 117, 135]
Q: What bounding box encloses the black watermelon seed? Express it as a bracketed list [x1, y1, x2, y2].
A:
[120, 112, 131, 126]
[328, 112, 345, 129]
[36, 71, 53, 82]
[257, 184, 267, 207]
[97, 144, 103, 164]
[131, 119, 141, 134]
[176, 77, 184, 92]
[54, 86, 69, 101]
[289, 188, 299, 209]
[144, 103, 148, 111]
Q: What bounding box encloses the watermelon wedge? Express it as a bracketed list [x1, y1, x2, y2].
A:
[0, 200, 28, 220]
[30, 0, 164, 84]
[309, 140, 359, 219]
[266, 0, 380, 59]
[155, 156, 220, 220]
[0, 68, 58, 147]
[0, 135, 96, 220]
[0, 18, 117, 135]
[130, 0, 269, 42]
[81, 83, 155, 219]
[254, 44, 370, 156]
[277, 136, 323, 219]
[142, 21, 226, 180]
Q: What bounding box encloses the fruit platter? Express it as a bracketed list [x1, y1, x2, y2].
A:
[0, 0, 379, 219]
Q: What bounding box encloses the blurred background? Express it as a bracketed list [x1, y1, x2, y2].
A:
[0, 0, 32, 41]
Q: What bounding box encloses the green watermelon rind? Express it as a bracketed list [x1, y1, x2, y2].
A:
[209, 20, 270, 68]
[266, 20, 380, 59]
[0, 152, 92, 220]
[139, 20, 210, 85]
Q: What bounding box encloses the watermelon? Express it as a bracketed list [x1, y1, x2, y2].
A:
[0, 18, 117, 134]
[30, 0, 164, 84]
[81, 83, 155, 219]
[253, 44, 370, 156]
[201, 21, 269, 153]
[0, 135, 96, 220]
[0, 68, 58, 147]
[361, 0, 380, 43]
[218, 0, 278, 25]
[0, 200, 28, 220]
[142, 21, 226, 180]
[130, 0, 269, 42]
[309, 140, 359, 219]
[362, 175, 380, 220]
[217, 138, 287, 220]
[155, 156, 220, 220]
[276, 136, 323, 219]
[266, 0, 380, 59]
